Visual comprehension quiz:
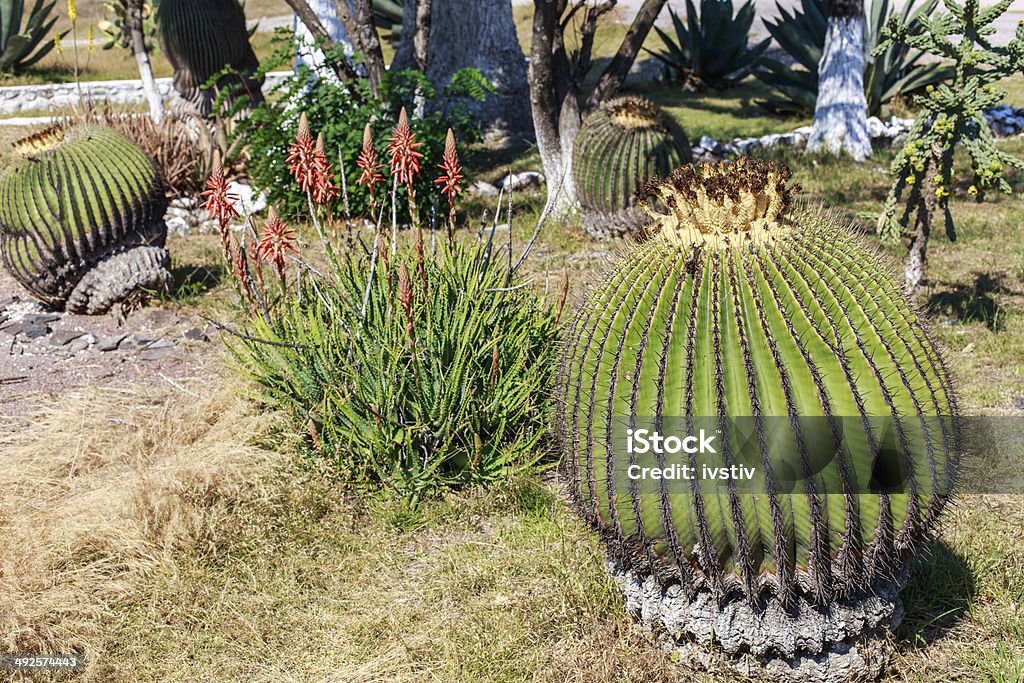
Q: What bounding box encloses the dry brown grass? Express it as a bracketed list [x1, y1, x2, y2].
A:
[0, 382, 286, 670]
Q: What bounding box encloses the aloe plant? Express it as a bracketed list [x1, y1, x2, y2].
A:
[572, 96, 691, 239]
[755, 0, 954, 116]
[647, 0, 769, 91]
[0, 0, 66, 73]
[0, 125, 171, 314]
[557, 158, 960, 674]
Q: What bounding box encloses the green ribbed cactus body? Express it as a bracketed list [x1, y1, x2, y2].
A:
[157, 0, 264, 117]
[557, 160, 959, 607]
[572, 97, 691, 239]
[0, 125, 171, 314]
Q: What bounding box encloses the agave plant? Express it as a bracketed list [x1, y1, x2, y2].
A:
[572, 96, 691, 239]
[0, 0, 66, 73]
[372, 0, 402, 45]
[557, 158, 960, 676]
[0, 125, 172, 314]
[156, 0, 264, 117]
[647, 0, 769, 91]
[755, 0, 953, 116]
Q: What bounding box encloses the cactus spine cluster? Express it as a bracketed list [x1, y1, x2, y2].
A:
[556, 158, 960, 670]
[572, 96, 691, 239]
[156, 0, 264, 117]
[0, 125, 172, 314]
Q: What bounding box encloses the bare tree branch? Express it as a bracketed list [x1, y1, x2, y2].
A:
[331, 0, 387, 94]
[586, 0, 667, 109]
[283, 0, 364, 87]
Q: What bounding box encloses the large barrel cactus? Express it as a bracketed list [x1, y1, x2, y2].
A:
[0, 125, 172, 314]
[156, 0, 264, 118]
[572, 96, 691, 239]
[557, 158, 960, 679]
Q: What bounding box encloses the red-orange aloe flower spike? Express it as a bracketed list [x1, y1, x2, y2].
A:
[311, 132, 340, 206]
[202, 152, 240, 234]
[287, 112, 318, 193]
[435, 128, 463, 240]
[256, 207, 299, 284]
[387, 107, 424, 187]
[435, 129, 463, 204]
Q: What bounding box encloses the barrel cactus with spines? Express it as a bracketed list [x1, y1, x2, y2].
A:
[0, 125, 172, 315]
[156, 0, 264, 118]
[572, 96, 691, 239]
[557, 158, 960, 677]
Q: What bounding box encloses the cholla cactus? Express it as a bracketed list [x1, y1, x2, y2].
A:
[557, 158, 960, 678]
[156, 0, 264, 117]
[0, 125, 171, 314]
[874, 0, 1024, 293]
[572, 96, 691, 239]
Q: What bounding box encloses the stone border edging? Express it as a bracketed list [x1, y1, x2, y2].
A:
[0, 71, 294, 116]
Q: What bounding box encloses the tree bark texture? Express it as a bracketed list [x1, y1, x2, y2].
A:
[808, 13, 871, 161]
[129, 0, 164, 123]
[394, 0, 531, 133]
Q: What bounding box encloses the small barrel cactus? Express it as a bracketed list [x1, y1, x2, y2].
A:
[557, 158, 960, 678]
[572, 96, 691, 239]
[156, 0, 264, 118]
[0, 125, 172, 314]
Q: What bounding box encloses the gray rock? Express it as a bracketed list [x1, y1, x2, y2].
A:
[3, 321, 50, 338]
[21, 325, 51, 339]
[140, 346, 175, 361]
[97, 334, 128, 352]
[50, 330, 86, 347]
[497, 171, 545, 192]
[227, 181, 267, 216]
[184, 327, 209, 343]
[470, 180, 500, 197]
[21, 313, 61, 325]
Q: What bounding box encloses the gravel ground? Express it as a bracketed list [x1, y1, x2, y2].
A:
[0, 268, 220, 424]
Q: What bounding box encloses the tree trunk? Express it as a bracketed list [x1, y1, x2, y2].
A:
[394, 0, 531, 133]
[528, 0, 664, 219]
[905, 162, 936, 296]
[327, 0, 387, 87]
[294, 0, 351, 79]
[129, 0, 164, 123]
[284, 0, 362, 86]
[808, 0, 870, 161]
[530, 0, 578, 217]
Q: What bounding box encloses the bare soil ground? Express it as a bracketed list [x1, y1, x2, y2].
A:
[0, 266, 220, 423]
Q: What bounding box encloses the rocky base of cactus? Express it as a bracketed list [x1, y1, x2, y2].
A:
[66, 246, 174, 315]
[579, 207, 648, 240]
[612, 561, 907, 683]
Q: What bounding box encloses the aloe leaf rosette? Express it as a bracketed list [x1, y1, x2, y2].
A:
[556, 158, 961, 677]
[0, 124, 172, 314]
[572, 96, 691, 239]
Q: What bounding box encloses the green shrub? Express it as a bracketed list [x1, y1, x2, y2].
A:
[231, 243, 559, 502]
[648, 0, 769, 91]
[755, 0, 953, 117]
[235, 31, 489, 220]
